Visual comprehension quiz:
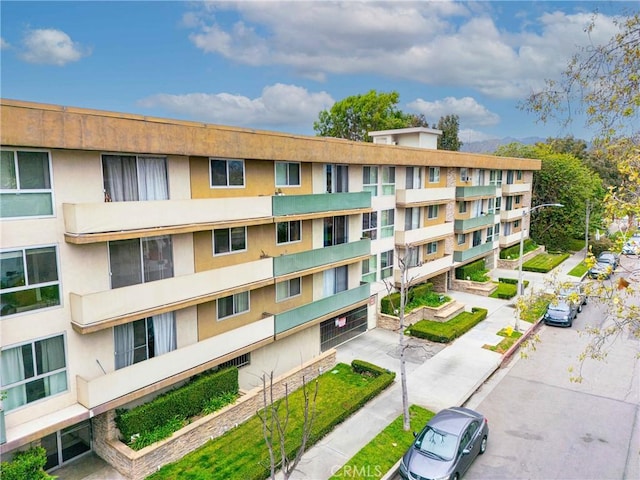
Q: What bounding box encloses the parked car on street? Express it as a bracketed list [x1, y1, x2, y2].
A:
[587, 261, 613, 280]
[597, 251, 620, 269]
[399, 407, 488, 480]
[558, 282, 587, 313]
[622, 235, 640, 255]
[543, 300, 579, 327]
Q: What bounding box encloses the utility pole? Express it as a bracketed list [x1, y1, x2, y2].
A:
[585, 199, 590, 259]
[398, 252, 410, 431]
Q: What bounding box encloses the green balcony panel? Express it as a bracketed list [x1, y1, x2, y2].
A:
[273, 239, 370, 277]
[455, 185, 497, 199]
[275, 283, 370, 334]
[273, 192, 371, 216]
[454, 215, 495, 232]
[453, 242, 495, 262]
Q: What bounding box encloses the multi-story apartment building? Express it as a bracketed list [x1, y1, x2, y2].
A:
[0, 99, 540, 472]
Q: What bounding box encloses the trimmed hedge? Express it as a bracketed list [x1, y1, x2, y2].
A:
[115, 367, 238, 442]
[455, 259, 486, 280]
[0, 447, 52, 480]
[500, 239, 538, 259]
[352, 359, 390, 376]
[380, 282, 435, 315]
[407, 307, 488, 343]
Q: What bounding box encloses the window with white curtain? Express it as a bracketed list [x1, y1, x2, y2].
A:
[325, 164, 349, 193]
[1, 149, 53, 218]
[1, 245, 60, 316]
[217, 291, 250, 320]
[406, 167, 422, 189]
[114, 313, 176, 370]
[276, 277, 301, 302]
[323, 266, 348, 296]
[102, 155, 168, 201]
[1, 334, 67, 411]
[275, 162, 301, 187]
[109, 236, 173, 288]
[404, 207, 420, 231]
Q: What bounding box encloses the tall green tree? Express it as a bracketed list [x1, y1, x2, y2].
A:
[495, 142, 604, 250]
[313, 90, 409, 142]
[436, 114, 463, 151]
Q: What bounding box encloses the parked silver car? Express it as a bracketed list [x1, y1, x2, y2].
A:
[399, 407, 488, 480]
[558, 282, 587, 313]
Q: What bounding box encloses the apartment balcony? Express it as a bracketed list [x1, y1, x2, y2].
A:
[63, 197, 273, 244]
[394, 255, 453, 285]
[500, 207, 525, 221]
[274, 283, 370, 335]
[455, 185, 498, 199]
[273, 239, 370, 278]
[395, 223, 453, 246]
[70, 258, 273, 334]
[76, 318, 274, 409]
[272, 192, 371, 219]
[499, 231, 522, 248]
[395, 187, 455, 206]
[502, 183, 530, 194]
[453, 242, 496, 263]
[454, 215, 496, 233]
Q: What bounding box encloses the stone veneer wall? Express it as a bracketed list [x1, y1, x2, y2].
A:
[92, 349, 337, 480]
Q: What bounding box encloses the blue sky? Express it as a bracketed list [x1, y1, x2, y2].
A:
[1, 1, 635, 143]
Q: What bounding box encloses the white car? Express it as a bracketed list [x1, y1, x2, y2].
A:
[622, 235, 640, 255]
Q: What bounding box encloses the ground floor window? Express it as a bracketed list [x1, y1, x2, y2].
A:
[320, 305, 368, 351]
[43, 419, 92, 471]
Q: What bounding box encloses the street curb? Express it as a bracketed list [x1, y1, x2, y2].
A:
[500, 317, 543, 367]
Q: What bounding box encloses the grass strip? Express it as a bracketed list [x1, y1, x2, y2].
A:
[483, 327, 523, 354]
[329, 405, 435, 480]
[567, 261, 588, 277]
[147, 362, 395, 480]
[522, 253, 570, 273]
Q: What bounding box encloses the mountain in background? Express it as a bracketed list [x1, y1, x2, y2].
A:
[460, 136, 545, 154]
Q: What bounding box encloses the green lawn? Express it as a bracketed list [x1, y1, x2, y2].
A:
[330, 405, 435, 480]
[483, 327, 523, 353]
[522, 253, 570, 273]
[567, 261, 588, 277]
[147, 363, 395, 480]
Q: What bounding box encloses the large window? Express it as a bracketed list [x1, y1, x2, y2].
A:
[102, 155, 168, 202]
[324, 216, 348, 247]
[381, 250, 394, 279]
[109, 236, 173, 289]
[1, 246, 60, 317]
[214, 227, 247, 255]
[114, 313, 176, 370]
[427, 205, 439, 219]
[1, 149, 53, 218]
[363, 166, 378, 196]
[210, 158, 245, 187]
[276, 277, 301, 302]
[380, 209, 395, 238]
[1, 335, 67, 411]
[406, 167, 422, 189]
[325, 164, 349, 193]
[362, 212, 377, 240]
[217, 291, 250, 320]
[275, 162, 301, 187]
[429, 167, 440, 183]
[323, 266, 348, 296]
[361, 255, 377, 283]
[276, 221, 301, 244]
[458, 201, 467, 214]
[405, 207, 420, 231]
[490, 169, 503, 186]
[381, 166, 395, 195]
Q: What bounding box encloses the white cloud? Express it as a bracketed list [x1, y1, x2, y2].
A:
[137, 83, 334, 128]
[18, 29, 88, 66]
[1, 37, 10, 49]
[459, 128, 496, 143]
[408, 96, 500, 128]
[184, 2, 623, 99]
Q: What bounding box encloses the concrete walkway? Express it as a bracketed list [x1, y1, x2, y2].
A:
[55, 251, 586, 480]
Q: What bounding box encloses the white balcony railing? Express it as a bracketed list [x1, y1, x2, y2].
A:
[395, 187, 455, 206]
[502, 183, 530, 194]
[500, 208, 526, 221]
[393, 255, 453, 284]
[395, 222, 453, 246]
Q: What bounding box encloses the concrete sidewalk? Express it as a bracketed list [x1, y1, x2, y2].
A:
[286, 249, 587, 479]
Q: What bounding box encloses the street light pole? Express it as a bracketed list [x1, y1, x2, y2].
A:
[515, 203, 564, 331]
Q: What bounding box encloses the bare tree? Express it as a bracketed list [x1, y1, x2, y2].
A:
[257, 372, 319, 480]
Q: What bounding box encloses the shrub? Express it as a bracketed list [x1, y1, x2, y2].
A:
[115, 367, 238, 443]
[589, 237, 615, 257]
[351, 359, 389, 376]
[408, 308, 488, 343]
[0, 447, 53, 480]
[380, 282, 444, 315]
[500, 239, 538, 259]
[455, 259, 486, 280]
